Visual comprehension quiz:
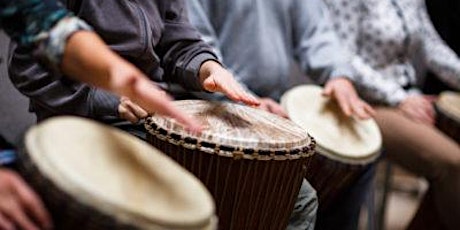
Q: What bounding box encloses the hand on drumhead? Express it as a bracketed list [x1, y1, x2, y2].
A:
[398, 95, 436, 126]
[0, 169, 52, 230]
[323, 78, 375, 119]
[199, 61, 260, 106]
[117, 84, 202, 133]
[118, 96, 149, 124]
[62, 32, 201, 132]
[258, 98, 289, 118]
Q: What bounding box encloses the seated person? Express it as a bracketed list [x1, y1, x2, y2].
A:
[323, 0, 460, 229]
[1, 0, 239, 129]
[8, 0, 258, 138]
[186, 0, 375, 229]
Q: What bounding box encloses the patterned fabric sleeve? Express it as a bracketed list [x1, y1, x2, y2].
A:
[323, 0, 409, 106]
[418, 0, 460, 90]
[0, 0, 91, 68]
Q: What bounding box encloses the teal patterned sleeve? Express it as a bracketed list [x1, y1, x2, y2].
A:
[0, 0, 92, 67]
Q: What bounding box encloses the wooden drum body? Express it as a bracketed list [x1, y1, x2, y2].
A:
[145, 100, 315, 230]
[281, 85, 382, 210]
[17, 116, 216, 230]
[435, 91, 460, 143]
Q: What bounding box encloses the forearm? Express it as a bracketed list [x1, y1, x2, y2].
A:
[61, 31, 130, 93]
[351, 57, 408, 106]
[9, 44, 119, 120]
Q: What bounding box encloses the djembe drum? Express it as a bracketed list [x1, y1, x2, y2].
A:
[17, 116, 216, 230]
[281, 85, 382, 210]
[435, 91, 460, 143]
[145, 100, 315, 230]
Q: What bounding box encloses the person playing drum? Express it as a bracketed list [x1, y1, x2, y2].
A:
[8, 0, 259, 137]
[323, 0, 460, 229]
[184, 0, 375, 229]
[2, 1, 257, 229]
[1, 0, 244, 130]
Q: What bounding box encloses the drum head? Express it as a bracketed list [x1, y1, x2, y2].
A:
[147, 100, 313, 158]
[437, 91, 460, 122]
[281, 85, 382, 163]
[25, 116, 215, 229]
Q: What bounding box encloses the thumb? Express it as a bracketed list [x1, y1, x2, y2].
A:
[322, 83, 333, 97]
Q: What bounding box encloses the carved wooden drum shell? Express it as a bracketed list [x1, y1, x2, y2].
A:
[146, 100, 315, 230]
[281, 85, 382, 210]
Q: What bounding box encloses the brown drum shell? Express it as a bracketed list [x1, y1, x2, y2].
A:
[147, 134, 311, 230]
[306, 151, 376, 212]
[435, 106, 460, 144]
[16, 148, 138, 230]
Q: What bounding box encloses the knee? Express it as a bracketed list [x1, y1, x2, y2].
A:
[296, 179, 318, 214]
[287, 179, 318, 230]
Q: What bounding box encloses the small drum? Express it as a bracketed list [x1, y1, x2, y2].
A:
[17, 116, 216, 230]
[281, 85, 382, 210]
[435, 91, 460, 143]
[145, 100, 315, 230]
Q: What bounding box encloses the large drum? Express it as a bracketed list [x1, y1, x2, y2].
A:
[281, 85, 382, 210]
[17, 116, 216, 230]
[435, 91, 460, 143]
[145, 100, 315, 230]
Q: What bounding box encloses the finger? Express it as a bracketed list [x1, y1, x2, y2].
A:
[257, 103, 270, 112]
[363, 103, 376, 117]
[162, 106, 203, 133]
[351, 100, 375, 119]
[335, 94, 352, 117]
[217, 81, 243, 103]
[119, 106, 139, 123]
[351, 105, 370, 119]
[233, 85, 260, 106]
[423, 95, 438, 103]
[124, 100, 148, 119]
[322, 82, 333, 97]
[414, 108, 435, 125]
[266, 102, 289, 119]
[3, 200, 40, 230]
[0, 213, 14, 230]
[129, 81, 203, 132]
[12, 179, 52, 230]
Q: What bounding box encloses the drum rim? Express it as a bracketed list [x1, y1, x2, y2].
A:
[25, 116, 217, 229]
[145, 100, 316, 160]
[280, 85, 382, 162]
[436, 91, 460, 123]
[145, 117, 316, 160]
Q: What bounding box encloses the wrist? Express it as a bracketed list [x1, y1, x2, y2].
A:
[199, 60, 221, 83]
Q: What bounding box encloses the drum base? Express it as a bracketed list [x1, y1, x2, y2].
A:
[148, 134, 309, 230]
[306, 153, 373, 211]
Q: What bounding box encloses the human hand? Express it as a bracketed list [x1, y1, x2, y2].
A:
[62, 31, 202, 132]
[0, 169, 52, 230]
[199, 61, 260, 106]
[397, 95, 436, 125]
[323, 77, 375, 119]
[257, 98, 289, 118]
[118, 96, 149, 124]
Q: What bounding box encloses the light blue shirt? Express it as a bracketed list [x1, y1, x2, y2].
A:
[186, 0, 354, 100]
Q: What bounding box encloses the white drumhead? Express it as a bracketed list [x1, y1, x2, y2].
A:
[437, 91, 460, 121]
[281, 85, 382, 163]
[25, 116, 216, 230]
